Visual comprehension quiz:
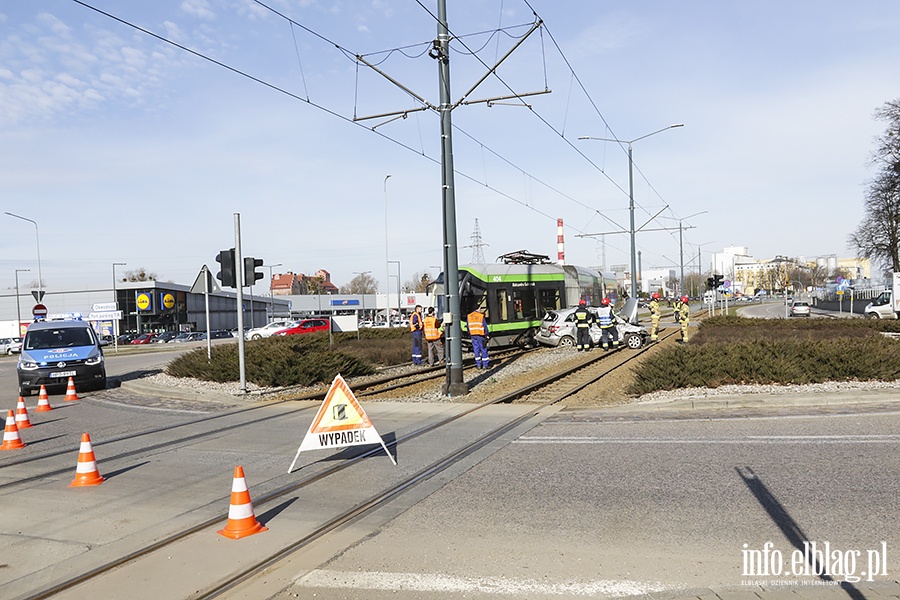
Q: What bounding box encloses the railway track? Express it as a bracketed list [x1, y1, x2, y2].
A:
[6, 331, 677, 600]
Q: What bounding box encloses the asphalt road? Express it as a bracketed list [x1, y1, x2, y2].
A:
[0, 340, 217, 406]
[239, 402, 900, 600]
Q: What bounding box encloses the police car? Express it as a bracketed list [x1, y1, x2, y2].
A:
[17, 315, 107, 396]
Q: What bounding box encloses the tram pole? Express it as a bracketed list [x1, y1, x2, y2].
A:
[435, 0, 467, 396]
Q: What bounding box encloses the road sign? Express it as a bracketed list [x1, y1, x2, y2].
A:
[31, 290, 45, 302]
[32, 303, 48, 319]
[723, 280, 731, 288]
[88, 311, 123, 321]
[190, 265, 221, 294]
[92, 302, 117, 312]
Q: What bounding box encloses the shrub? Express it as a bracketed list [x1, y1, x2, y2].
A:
[627, 317, 900, 396]
[166, 328, 409, 387]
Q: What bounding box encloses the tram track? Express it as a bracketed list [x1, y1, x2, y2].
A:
[14, 330, 679, 600]
[0, 349, 526, 478]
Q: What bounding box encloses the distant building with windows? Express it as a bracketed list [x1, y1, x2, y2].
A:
[271, 269, 339, 296]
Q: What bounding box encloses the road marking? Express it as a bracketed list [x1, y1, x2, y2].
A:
[516, 434, 900, 444]
[296, 569, 669, 596]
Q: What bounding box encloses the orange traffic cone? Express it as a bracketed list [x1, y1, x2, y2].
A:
[217, 466, 267, 539]
[1, 410, 26, 450]
[35, 385, 52, 412]
[64, 377, 79, 402]
[69, 433, 104, 487]
[15, 397, 32, 429]
[35, 388, 52, 412]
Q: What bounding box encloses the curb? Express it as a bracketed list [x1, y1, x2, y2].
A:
[119, 379, 240, 403]
[620, 389, 900, 412]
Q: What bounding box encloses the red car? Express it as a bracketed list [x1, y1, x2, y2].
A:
[130, 333, 158, 344]
[273, 318, 330, 336]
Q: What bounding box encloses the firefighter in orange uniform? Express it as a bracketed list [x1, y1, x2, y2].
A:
[649, 292, 661, 341]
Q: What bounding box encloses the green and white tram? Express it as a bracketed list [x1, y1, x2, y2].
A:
[433, 261, 619, 348]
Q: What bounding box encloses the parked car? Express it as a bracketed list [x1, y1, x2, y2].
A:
[273, 318, 331, 336]
[245, 320, 296, 340]
[209, 330, 234, 339]
[0, 337, 23, 355]
[154, 332, 178, 343]
[172, 332, 197, 343]
[130, 333, 158, 345]
[790, 301, 811, 317]
[117, 333, 139, 345]
[534, 299, 650, 350]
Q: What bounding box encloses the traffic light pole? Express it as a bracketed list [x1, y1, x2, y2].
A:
[233, 213, 247, 393]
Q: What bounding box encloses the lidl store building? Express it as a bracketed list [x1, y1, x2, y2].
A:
[0, 280, 431, 338]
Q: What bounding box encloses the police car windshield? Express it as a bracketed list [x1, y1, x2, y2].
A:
[26, 328, 94, 350]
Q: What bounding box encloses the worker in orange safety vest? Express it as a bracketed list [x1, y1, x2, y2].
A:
[423, 307, 445, 366]
[467, 305, 490, 369]
[409, 304, 424, 365]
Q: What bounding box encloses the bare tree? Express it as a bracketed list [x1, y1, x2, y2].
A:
[850, 98, 900, 271]
[339, 272, 378, 294]
[403, 271, 432, 293]
[303, 274, 324, 295]
[123, 268, 158, 282]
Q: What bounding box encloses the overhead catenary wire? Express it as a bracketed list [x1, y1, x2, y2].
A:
[69, 0, 685, 268]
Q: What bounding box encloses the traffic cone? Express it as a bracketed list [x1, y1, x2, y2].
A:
[15, 397, 32, 429]
[1, 410, 25, 450]
[35, 386, 52, 412]
[64, 377, 79, 402]
[217, 466, 267, 539]
[69, 433, 104, 487]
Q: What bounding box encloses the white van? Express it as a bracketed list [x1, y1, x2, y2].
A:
[864, 291, 896, 319]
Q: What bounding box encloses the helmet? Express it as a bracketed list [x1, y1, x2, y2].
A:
[681, 295, 689, 303]
[578, 299, 586, 306]
[601, 297, 611, 306]
[651, 292, 660, 300]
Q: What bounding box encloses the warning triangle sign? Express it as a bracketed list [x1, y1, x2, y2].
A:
[304, 374, 373, 433]
[288, 374, 396, 472]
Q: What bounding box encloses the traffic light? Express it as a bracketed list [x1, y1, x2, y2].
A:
[243, 257, 264, 287]
[216, 249, 236, 288]
[706, 277, 716, 290]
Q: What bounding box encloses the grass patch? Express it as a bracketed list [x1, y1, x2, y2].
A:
[627, 316, 900, 396]
[166, 328, 410, 387]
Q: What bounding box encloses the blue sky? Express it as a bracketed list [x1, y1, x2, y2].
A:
[2, 0, 899, 296]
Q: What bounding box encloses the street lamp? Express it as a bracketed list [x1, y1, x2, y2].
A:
[112, 262, 126, 351]
[112, 262, 126, 303]
[14, 269, 30, 325]
[579, 124, 683, 298]
[677, 211, 707, 296]
[264, 263, 282, 320]
[6, 212, 43, 297]
[353, 271, 372, 322]
[384, 174, 392, 326]
[389, 260, 401, 325]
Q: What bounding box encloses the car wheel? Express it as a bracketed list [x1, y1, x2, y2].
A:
[251, 334, 262, 340]
[558, 336, 575, 348]
[625, 333, 643, 349]
[866, 313, 879, 319]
